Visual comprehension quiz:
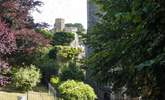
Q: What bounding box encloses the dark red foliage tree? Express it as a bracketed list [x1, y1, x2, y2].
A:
[0, 0, 48, 86]
[0, 20, 16, 56]
[0, 0, 49, 53]
[0, 0, 43, 28]
[15, 28, 50, 52]
[0, 22, 13, 86]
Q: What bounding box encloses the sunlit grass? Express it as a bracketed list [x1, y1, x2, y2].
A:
[0, 91, 54, 100]
[0, 86, 54, 100]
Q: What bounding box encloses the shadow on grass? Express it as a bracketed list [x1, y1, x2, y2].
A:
[0, 84, 48, 93]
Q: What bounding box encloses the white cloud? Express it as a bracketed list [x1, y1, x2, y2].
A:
[31, 0, 87, 29]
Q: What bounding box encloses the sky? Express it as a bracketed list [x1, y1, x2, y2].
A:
[31, 0, 87, 29]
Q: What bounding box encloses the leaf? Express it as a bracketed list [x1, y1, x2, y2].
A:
[135, 60, 155, 71]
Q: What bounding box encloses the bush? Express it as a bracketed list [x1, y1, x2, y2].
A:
[0, 61, 11, 86]
[60, 62, 84, 81]
[52, 32, 75, 45]
[57, 46, 82, 61]
[50, 76, 60, 86]
[48, 46, 82, 61]
[48, 46, 58, 59]
[33, 47, 59, 84]
[12, 65, 41, 91]
[35, 29, 53, 39]
[58, 80, 97, 100]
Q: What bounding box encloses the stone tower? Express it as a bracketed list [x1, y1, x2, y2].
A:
[54, 18, 65, 32]
[86, 0, 98, 56]
[87, 0, 98, 31]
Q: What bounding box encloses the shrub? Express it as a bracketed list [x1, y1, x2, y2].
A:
[58, 80, 97, 100]
[0, 61, 11, 86]
[48, 46, 58, 59]
[57, 46, 82, 61]
[12, 65, 41, 91]
[35, 29, 53, 39]
[33, 47, 59, 84]
[60, 62, 84, 81]
[52, 32, 75, 45]
[50, 76, 60, 86]
[48, 46, 82, 61]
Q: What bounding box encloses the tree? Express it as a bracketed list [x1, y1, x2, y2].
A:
[60, 61, 85, 81]
[0, 0, 43, 29]
[12, 65, 41, 91]
[0, 19, 16, 86]
[52, 32, 75, 46]
[0, 0, 47, 53]
[0, 20, 16, 56]
[48, 46, 82, 62]
[0, 0, 47, 85]
[35, 28, 53, 39]
[73, 23, 85, 33]
[65, 23, 85, 33]
[87, 0, 165, 99]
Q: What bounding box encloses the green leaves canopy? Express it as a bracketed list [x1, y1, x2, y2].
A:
[12, 65, 41, 91]
[59, 80, 97, 100]
[87, 0, 165, 99]
[52, 32, 75, 46]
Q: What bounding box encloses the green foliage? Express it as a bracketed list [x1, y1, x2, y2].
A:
[57, 46, 82, 61]
[58, 80, 97, 100]
[65, 23, 85, 33]
[12, 65, 41, 91]
[33, 47, 59, 84]
[52, 32, 75, 46]
[35, 28, 53, 39]
[60, 62, 85, 81]
[48, 46, 82, 61]
[50, 76, 60, 86]
[48, 46, 58, 59]
[87, 0, 165, 99]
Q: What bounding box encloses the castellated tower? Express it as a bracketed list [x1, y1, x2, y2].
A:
[54, 18, 65, 32]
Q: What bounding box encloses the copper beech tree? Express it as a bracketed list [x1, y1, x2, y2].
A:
[0, 0, 48, 86]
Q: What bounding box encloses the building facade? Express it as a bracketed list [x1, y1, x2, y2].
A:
[64, 26, 78, 33]
[86, 0, 99, 57]
[53, 18, 85, 58]
[87, 0, 98, 30]
[54, 18, 65, 32]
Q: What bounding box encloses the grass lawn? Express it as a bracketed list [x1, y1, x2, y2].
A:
[0, 86, 54, 100]
[0, 91, 54, 100]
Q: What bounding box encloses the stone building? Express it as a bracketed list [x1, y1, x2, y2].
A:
[87, 0, 98, 31]
[86, 0, 99, 56]
[53, 18, 85, 58]
[54, 18, 65, 32]
[64, 26, 78, 33]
